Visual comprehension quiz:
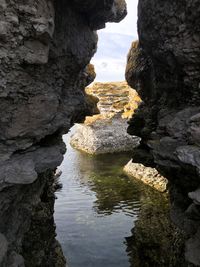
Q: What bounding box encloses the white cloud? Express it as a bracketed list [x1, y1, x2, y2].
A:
[91, 0, 138, 82]
[93, 57, 126, 82]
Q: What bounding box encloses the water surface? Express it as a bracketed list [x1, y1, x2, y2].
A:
[55, 128, 142, 267]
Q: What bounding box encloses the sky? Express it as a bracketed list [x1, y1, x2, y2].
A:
[91, 0, 138, 82]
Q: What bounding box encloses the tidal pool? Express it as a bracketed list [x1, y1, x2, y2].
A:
[54, 128, 167, 267]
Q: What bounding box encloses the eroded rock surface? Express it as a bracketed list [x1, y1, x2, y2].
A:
[0, 0, 126, 266]
[126, 1, 200, 265]
[124, 160, 167, 192]
[70, 82, 141, 154]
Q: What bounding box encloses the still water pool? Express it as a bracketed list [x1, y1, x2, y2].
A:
[54, 129, 142, 267]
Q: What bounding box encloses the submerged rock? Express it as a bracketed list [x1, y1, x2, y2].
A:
[126, 179, 185, 267]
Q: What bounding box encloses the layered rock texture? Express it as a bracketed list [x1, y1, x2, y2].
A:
[70, 82, 141, 154]
[126, 1, 200, 266]
[0, 1, 127, 266]
[86, 81, 141, 118]
[124, 160, 167, 192]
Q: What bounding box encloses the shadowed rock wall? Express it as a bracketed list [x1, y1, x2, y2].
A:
[0, 0, 127, 266]
[126, 1, 200, 266]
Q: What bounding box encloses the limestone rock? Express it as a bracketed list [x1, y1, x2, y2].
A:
[70, 117, 140, 154]
[86, 81, 141, 118]
[124, 160, 168, 192]
[71, 82, 141, 154]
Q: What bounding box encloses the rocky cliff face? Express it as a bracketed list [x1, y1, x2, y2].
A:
[0, 1, 127, 266]
[126, 1, 200, 265]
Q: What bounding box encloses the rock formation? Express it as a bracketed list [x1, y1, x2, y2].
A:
[0, 1, 127, 266]
[86, 81, 141, 118]
[126, 1, 200, 266]
[70, 82, 141, 154]
[124, 160, 167, 192]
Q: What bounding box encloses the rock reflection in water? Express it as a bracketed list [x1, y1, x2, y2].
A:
[125, 180, 185, 267]
[55, 129, 177, 267]
[74, 152, 142, 217]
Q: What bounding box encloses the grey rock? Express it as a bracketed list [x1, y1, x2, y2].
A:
[126, 0, 200, 265]
[166, 108, 200, 140]
[0, 0, 7, 10]
[3, 158, 37, 185]
[20, 41, 50, 65]
[0, 0, 127, 266]
[185, 203, 200, 220]
[71, 118, 140, 154]
[0, 233, 8, 266]
[188, 188, 200, 205]
[0, 21, 10, 41]
[185, 228, 200, 266]
[188, 113, 200, 146]
[7, 252, 24, 267]
[176, 145, 200, 170]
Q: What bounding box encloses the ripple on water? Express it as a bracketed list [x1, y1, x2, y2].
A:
[55, 131, 142, 267]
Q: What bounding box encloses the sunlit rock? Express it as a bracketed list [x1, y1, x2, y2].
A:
[124, 160, 168, 192]
[70, 81, 141, 154]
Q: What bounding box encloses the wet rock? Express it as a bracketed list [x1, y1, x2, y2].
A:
[126, 182, 185, 267]
[124, 160, 168, 192]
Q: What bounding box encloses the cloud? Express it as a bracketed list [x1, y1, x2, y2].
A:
[101, 62, 108, 68]
[91, 32, 137, 82]
[91, 0, 138, 82]
[93, 57, 126, 82]
[103, 0, 138, 36]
